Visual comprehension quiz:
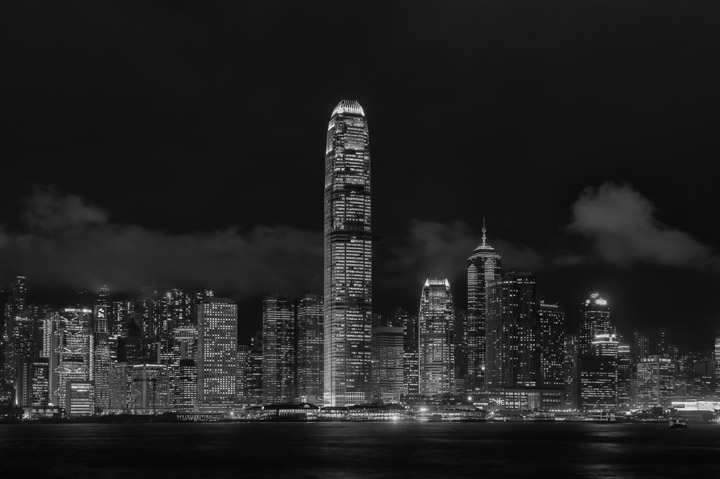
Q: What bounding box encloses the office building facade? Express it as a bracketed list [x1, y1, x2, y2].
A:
[324, 99, 372, 406]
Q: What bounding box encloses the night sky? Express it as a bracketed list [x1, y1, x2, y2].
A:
[3, 1, 720, 350]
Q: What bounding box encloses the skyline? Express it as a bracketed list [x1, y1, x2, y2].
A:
[4, 1, 720, 352]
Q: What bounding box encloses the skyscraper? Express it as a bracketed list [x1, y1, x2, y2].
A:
[53, 308, 93, 408]
[579, 293, 612, 355]
[466, 223, 501, 391]
[370, 324, 404, 403]
[397, 308, 420, 398]
[94, 296, 111, 413]
[617, 341, 632, 408]
[262, 295, 296, 404]
[536, 300, 565, 388]
[634, 355, 675, 408]
[324, 99, 372, 406]
[486, 272, 538, 390]
[418, 279, 455, 397]
[297, 295, 323, 403]
[197, 298, 237, 411]
[579, 333, 618, 410]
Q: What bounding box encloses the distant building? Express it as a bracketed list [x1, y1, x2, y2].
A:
[536, 301, 565, 389]
[297, 295, 323, 403]
[486, 272, 538, 390]
[633, 331, 650, 363]
[398, 308, 419, 397]
[30, 360, 50, 408]
[634, 355, 675, 408]
[197, 298, 237, 411]
[371, 325, 404, 403]
[131, 364, 170, 414]
[579, 333, 618, 410]
[654, 327, 667, 356]
[65, 381, 94, 418]
[247, 331, 263, 405]
[692, 356, 716, 394]
[418, 279, 455, 397]
[262, 295, 296, 404]
[94, 303, 111, 413]
[488, 388, 564, 411]
[579, 293, 611, 355]
[54, 308, 93, 408]
[617, 342, 632, 408]
[109, 363, 132, 412]
[236, 345, 249, 405]
[563, 334, 580, 409]
[465, 223, 501, 391]
[171, 359, 197, 412]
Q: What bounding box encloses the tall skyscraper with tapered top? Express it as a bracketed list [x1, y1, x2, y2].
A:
[324, 99, 372, 406]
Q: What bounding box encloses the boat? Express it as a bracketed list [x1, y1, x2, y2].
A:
[668, 418, 688, 429]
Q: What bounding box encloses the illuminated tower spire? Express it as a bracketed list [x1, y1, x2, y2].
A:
[323, 99, 372, 406]
[481, 218, 487, 247]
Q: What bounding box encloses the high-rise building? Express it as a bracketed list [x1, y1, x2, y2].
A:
[297, 295, 323, 403]
[323, 99, 372, 406]
[65, 381, 94, 418]
[370, 325, 404, 403]
[171, 358, 197, 412]
[236, 345, 249, 405]
[634, 355, 675, 408]
[654, 327, 667, 356]
[30, 360, 50, 408]
[197, 298, 237, 411]
[466, 223, 501, 391]
[692, 355, 716, 394]
[4, 315, 35, 406]
[94, 301, 111, 413]
[633, 331, 650, 363]
[110, 300, 131, 338]
[617, 342, 632, 408]
[536, 301, 565, 388]
[418, 279, 455, 397]
[486, 272, 538, 390]
[397, 308, 419, 397]
[579, 293, 612, 355]
[579, 333, 618, 410]
[9, 275, 28, 314]
[247, 331, 263, 405]
[97, 285, 110, 307]
[262, 295, 296, 404]
[563, 334, 579, 409]
[109, 363, 132, 412]
[53, 308, 93, 408]
[131, 364, 170, 414]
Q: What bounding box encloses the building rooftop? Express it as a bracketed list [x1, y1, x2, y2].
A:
[332, 99, 365, 117]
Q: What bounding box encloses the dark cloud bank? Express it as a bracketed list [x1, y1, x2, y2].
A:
[1, 183, 716, 314]
[1, 188, 323, 298]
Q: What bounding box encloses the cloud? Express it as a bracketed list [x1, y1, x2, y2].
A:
[21, 187, 108, 232]
[568, 183, 715, 268]
[380, 220, 545, 286]
[0, 189, 323, 297]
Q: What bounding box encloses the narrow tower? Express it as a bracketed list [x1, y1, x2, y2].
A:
[466, 221, 501, 391]
[323, 100, 372, 406]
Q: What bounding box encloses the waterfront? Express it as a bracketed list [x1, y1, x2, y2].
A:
[1, 422, 718, 478]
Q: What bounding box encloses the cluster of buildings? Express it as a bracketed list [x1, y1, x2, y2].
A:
[2, 99, 719, 421]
